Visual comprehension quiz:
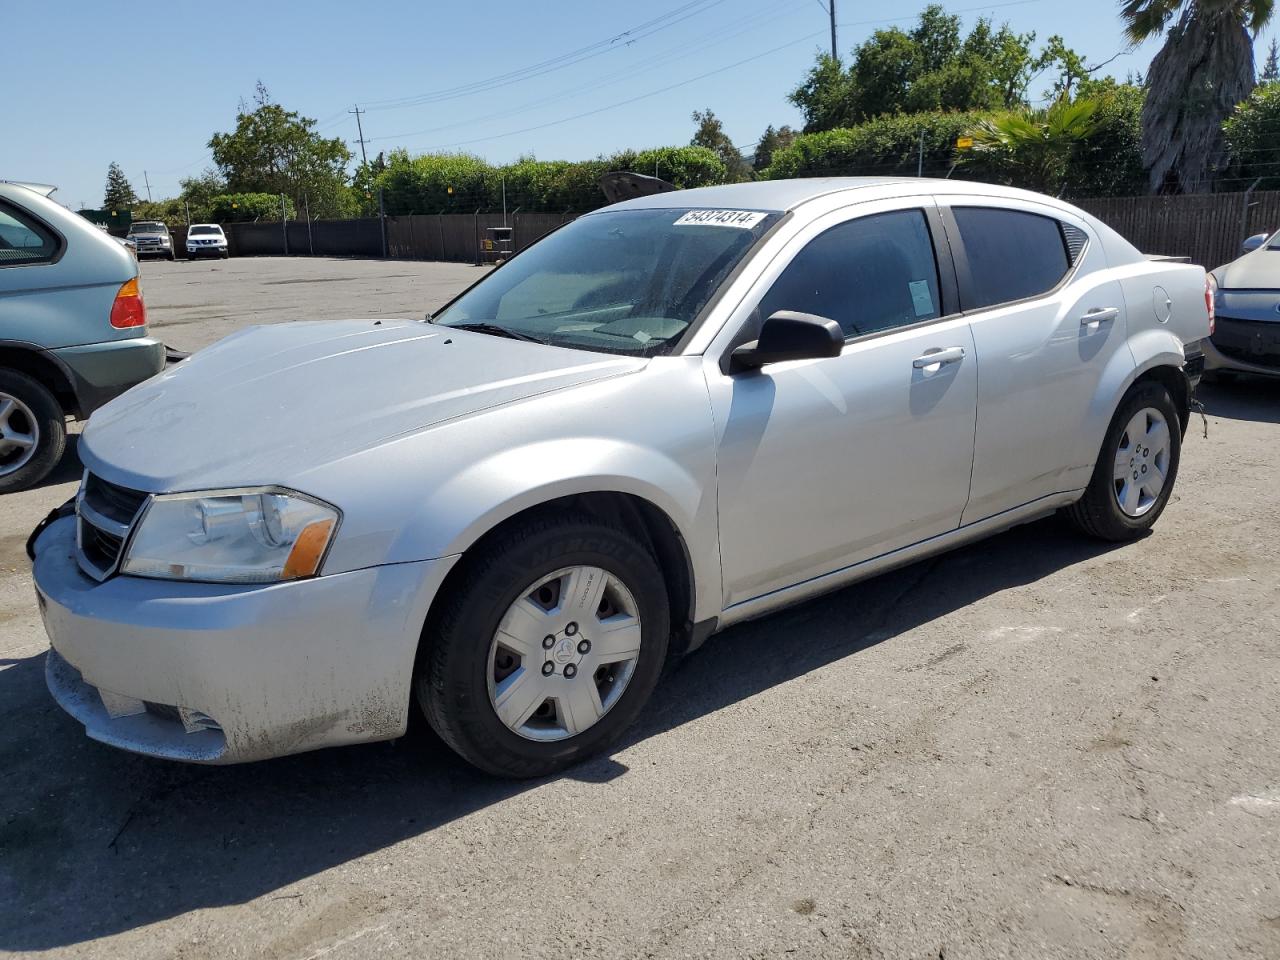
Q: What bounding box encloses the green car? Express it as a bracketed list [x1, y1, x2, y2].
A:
[0, 181, 165, 492]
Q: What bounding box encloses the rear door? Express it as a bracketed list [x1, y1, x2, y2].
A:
[939, 199, 1129, 522]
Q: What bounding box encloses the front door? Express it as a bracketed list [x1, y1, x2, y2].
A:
[705, 203, 978, 608]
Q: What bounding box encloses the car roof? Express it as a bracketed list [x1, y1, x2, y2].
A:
[604, 177, 1075, 215]
[190, 223, 223, 228]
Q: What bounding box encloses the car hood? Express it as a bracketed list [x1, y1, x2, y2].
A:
[80, 319, 645, 492]
[1214, 249, 1280, 290]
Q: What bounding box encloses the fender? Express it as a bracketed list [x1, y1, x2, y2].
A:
[1078, 326, 1186, 481]
[384, 436, 722, 624]
[0, 338, 80, 409]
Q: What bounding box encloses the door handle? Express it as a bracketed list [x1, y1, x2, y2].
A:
[912, 346, 966, 369]
[1080, 306, 1120, 326]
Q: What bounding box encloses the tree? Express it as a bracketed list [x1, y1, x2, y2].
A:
[1063, 78, 1147, 197]
[208, 84, 354, 218]
[759, 111, 994, 180]
[1225, 81, 1280, 189]
[753, 125, 796, 171]
[1120, 0, 1270, 193]
[961, 98, 1101, 194]
[1263, 37, 1280, 81]
[690, 109, 751, 181]
[789, 6, 1077, 131]
[103, 162, 137, 210]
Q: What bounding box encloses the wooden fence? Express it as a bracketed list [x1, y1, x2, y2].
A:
[223, 211, 573, 263]
[1075, 190, 1280, 268]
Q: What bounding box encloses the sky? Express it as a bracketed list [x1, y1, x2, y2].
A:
[3, 0, 1269, 211]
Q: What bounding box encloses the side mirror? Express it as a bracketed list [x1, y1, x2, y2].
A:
[1242, 232, 1268, 253]
[731, 310, 844, 371]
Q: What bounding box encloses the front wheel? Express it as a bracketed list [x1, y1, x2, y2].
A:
[1067, 380, 1181, 541]
[417, 514, 670, 778]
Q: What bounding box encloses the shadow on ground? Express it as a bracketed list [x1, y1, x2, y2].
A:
[0, 513, 1127, 950]
[1199, 375, 1280, 424]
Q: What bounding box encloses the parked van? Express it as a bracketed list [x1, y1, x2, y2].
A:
[0, 182, 165, 491]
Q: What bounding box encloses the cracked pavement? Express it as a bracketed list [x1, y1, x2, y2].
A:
[1, 258, 1279, 959]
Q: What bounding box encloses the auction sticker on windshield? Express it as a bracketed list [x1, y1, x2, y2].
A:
[674, 209, 768, 228]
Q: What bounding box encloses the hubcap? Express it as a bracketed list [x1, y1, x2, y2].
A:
[1112, 406, 1171, 518]
[0, 393, 39, 477]
[487, 565, 643, 742]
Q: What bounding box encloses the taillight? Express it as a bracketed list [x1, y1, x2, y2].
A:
[110, 277, 147, 329]
[1205, 273, 1216, 336]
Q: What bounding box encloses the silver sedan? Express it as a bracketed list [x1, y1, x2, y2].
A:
[31, 179, 1211, 777]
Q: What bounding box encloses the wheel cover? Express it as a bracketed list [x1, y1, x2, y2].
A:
[0, 392, 40, 477]
[487, 565, 643, 742]
[1113, 406, 1171, 518]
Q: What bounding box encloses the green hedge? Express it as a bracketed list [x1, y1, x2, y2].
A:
[373, 145, 729, 215]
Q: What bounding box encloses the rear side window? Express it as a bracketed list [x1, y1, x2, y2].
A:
[759, 209, 942, 338]
[0, 203, 59, 266]
[952, 207, 1070, 309]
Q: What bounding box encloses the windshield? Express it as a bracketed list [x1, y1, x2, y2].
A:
[128, 222, 165, 234]
[433, 207, 779, 356]
[190, 225, 221, 235]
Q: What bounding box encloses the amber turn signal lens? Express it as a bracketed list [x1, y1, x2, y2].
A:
[110, 277, 147, 328]
[282, 519, 336, 579]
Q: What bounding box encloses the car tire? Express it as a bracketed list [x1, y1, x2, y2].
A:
[167, 252, 175, 261]
[417, 512, 670, 778]
[1066, 379, 1181, 542]
[0, 369, 67, 495]
[221, 250, 229, 259]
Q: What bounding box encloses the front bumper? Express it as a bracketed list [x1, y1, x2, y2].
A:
[1205, 317, 1280, 378]
[33, 516, 457, 764]
[53, 336, 166, 417]
[187, 245, 227, 257]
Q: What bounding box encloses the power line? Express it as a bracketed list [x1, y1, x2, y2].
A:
[404, 28, 830, 153]
[370, 0, 798, 143]
[360, 0, 725, 112]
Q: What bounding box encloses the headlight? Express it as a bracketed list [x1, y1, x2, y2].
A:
[121, 488, 339, 583]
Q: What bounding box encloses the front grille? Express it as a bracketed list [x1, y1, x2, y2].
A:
[77, 473, 149, 579]
[81, 522, 124, 571]
[84, 472, 148, 523]
[1213, 316, 1280, 369]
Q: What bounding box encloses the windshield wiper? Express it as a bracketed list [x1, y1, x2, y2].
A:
[444, 321, 547, 344]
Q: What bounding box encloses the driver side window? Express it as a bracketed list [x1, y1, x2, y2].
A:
[758, 209, 942, 338]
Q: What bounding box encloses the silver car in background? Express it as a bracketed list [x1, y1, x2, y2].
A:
[0, 181, 165, 492]
[1207, 230, 1280, 379]
[30, 179, 1211, 777]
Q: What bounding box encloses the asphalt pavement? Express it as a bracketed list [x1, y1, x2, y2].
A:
[1, 257, 1278, 959]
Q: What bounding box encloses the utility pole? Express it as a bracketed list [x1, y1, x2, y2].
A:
[142, 170, 153, 202]
[828, 0, 837, 61]
[917, 129, 924, 177]
[350, 105, 370, 166]
[281, 193, 289, 255]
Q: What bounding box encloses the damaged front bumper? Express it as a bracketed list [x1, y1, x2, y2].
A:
[32, 516, 457, 764]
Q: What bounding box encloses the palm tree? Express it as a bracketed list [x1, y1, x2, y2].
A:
[1120, 0, 1272, 193]
[962, 99, 1102, 194]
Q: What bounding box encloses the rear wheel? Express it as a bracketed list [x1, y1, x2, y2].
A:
[0, 369, 66, 494]
[417, 513, 670, 778]
[1067, 380, 1180, 541]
